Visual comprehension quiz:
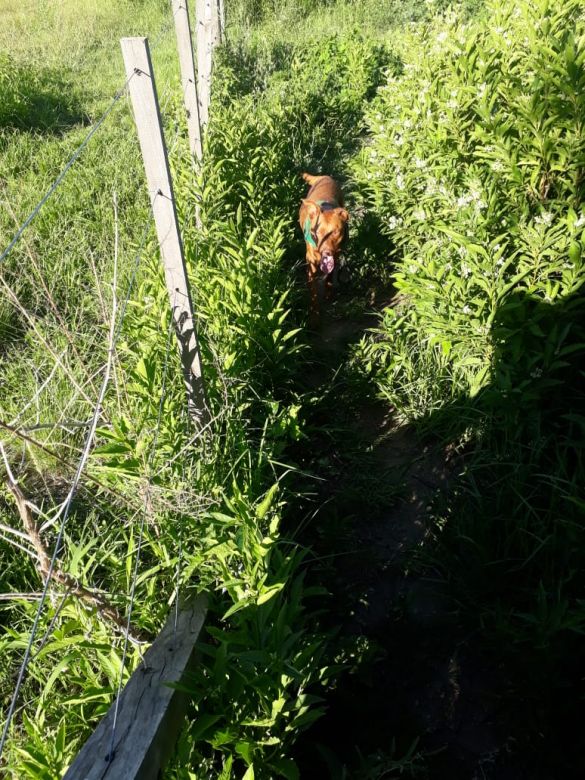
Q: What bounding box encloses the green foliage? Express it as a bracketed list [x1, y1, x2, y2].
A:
[0, 53, 82, 131]
[355, 0, 585, 417]
[158, 26, 393, 775]
[353, 2, 585, 766]
[1, 2, 395, 775]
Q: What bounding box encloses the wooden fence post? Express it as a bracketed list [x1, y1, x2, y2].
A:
[171, 0, 203, 162]
[63, 596, 207, 779]
[218, 0, 225, 43]
[120, 37, 210, 429]
[196, 0, 220, 129]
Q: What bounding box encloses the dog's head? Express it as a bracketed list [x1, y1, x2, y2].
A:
[302, 200, 349, 274]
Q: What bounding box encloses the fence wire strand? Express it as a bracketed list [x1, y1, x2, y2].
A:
[0, 3, 178, 267]
[0, 75, 134, 266]
[0, 199, 157, 760]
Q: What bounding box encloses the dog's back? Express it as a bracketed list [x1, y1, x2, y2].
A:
[301, 173, 344, 207]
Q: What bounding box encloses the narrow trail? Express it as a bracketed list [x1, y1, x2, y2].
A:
[291, 296, 513, 779]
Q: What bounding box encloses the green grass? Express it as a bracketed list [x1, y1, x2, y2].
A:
[0, 1, 399, 776]
[0, 0, 181, 442]
[6, 0, 583, 776]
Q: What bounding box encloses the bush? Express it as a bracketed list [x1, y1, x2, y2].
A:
[353, 3, 585, 769]
[354, 0, 585, 418]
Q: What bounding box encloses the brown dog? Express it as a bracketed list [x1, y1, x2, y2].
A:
[299, 173, 349, 323]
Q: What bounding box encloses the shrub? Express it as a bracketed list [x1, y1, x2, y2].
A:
[354, 0, 585, 419]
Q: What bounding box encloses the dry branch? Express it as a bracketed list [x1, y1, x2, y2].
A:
[3, 474, 149, 644]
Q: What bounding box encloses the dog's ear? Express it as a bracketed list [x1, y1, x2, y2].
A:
[336, 208, 349, 222]
[301, 199, 320, 222]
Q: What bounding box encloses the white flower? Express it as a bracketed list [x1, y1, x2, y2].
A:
[414, 157, 427, 169]
[575, 214, 585, 229]
[396, 174, 405, 190]
[388, 216, 403, 229]
[535, 212, 553, 226]
[462, 264, 472, 278]
[413, 208, 426, 221]
[447, 99, 458, 110]
[408, 264, 418, 273]
[457, 245, 468, 257]
[462, 305, 472, 314]
[491, 160, 505, 173]
[457, 194, 473, 208]
[530, 368, 543, 378]
[437, 31, 448, 43]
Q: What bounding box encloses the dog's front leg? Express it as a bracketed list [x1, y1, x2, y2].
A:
[324, 271, 335, 301]
[306, 255, 320, 327]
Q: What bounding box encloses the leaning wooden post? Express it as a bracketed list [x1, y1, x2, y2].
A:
[217, 0, 225, 43]
[171, 0, 203, 162]
[121, 37, 210, 428]
[196, 0, 220, 129]
[63, 596, 207, 779]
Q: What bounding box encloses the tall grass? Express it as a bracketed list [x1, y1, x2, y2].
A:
[0, 1, 396, 777]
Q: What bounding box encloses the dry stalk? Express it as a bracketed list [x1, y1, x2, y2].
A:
[4, 476, 150, 644]
[2, 197, 99, 397]
[0, 275, 96, 409]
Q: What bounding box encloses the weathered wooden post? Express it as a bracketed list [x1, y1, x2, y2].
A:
[196, 0, 220, 129]
[63, 596, 207, 779]
[218, 0, 225, 43]
[120, 37, 210, 428]
[171, 0, 203, 162]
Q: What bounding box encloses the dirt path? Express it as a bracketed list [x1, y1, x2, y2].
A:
[291, 300, 514, 779]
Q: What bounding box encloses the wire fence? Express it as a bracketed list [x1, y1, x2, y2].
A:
[0, 0, 215, 767]
[0, 195, 156, 757]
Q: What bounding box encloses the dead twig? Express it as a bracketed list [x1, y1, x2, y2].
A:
[2, 463, 149, 644]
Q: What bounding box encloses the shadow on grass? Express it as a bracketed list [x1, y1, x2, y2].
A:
[0, 58, 85, 133]
[289, 285, 585, 778]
